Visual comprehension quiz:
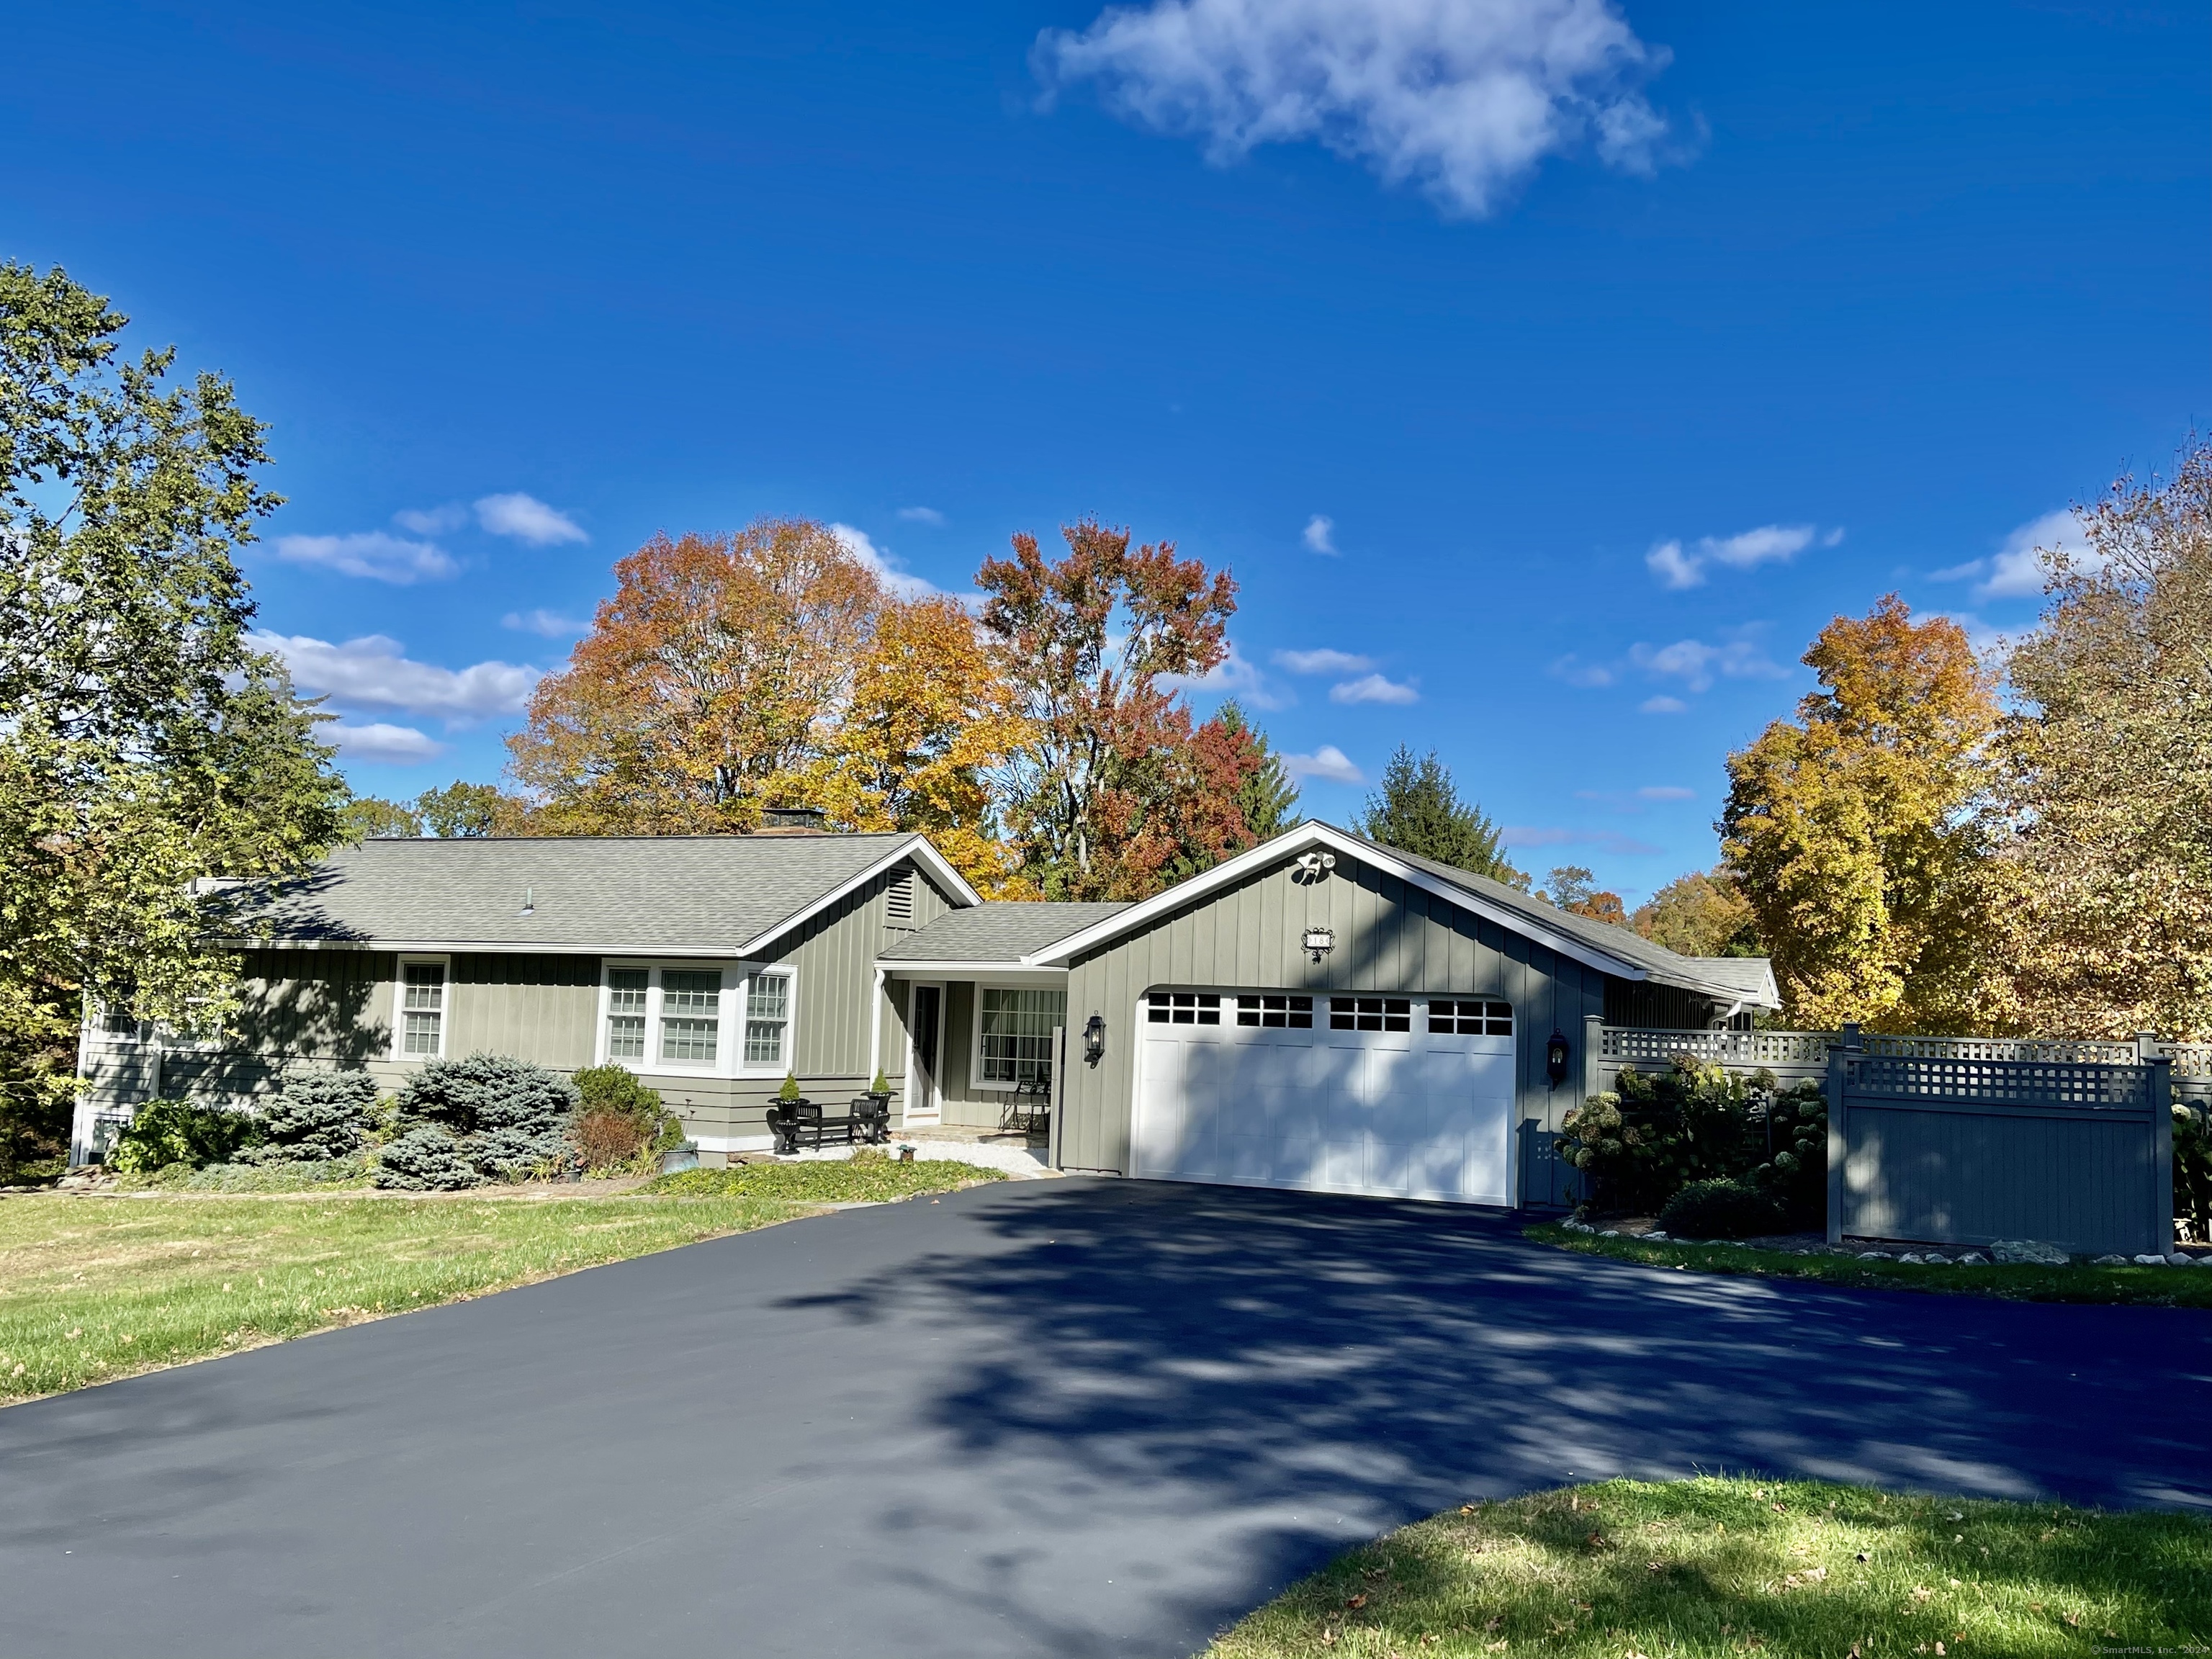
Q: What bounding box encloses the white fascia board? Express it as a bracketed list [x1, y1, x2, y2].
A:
[1020, 821, 1654, 984]
[737, 835, 981, 956]
[875, 961, 1068, 978]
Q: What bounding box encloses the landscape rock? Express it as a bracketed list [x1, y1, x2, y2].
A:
[1956, 1253, 1988, 1265]
[2132, 1254, 2169, 1267]
[1645, 1230, 1669, 1242]
[1990, 1238, 2070, 1266]
[2166, 1254, 2194, 1267]
[2093, 1254, 2129, 1265]
[1897, 1252, 1925, 1264]
[1857, 1251, 1891, 1261]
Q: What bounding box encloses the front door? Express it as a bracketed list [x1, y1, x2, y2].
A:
[908, 984, 943, 1123]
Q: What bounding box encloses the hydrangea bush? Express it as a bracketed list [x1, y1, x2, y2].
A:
[1559, 1056, 1827, 1223]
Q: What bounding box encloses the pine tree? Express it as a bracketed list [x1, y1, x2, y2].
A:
[1216, 701, 1300, 841]
[1356, 747, 1526, 887]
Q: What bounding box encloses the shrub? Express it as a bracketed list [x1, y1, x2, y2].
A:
[1560, 1058, 1827, 1222]
[2177, 1102, 2212, 1243]
[571, 1064, 684, 1173]
[374, 1054, 579, 1189]
[1659, 1178, 1785, 1240]
[777, 1073, 802, 1102]
[238, 1071, 379, 1164]
[375, 1125, 487, 1190]
[109, 1099, 260, 1174]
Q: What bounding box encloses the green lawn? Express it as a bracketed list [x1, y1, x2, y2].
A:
[639, 1158, 1007, 1202]
[1203, 1478, 2212, 1658]
[1527, 1223, 2212, 1308]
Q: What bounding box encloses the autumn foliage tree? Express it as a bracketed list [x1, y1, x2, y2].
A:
[978, 520, 1256, 900]
[1995, 443, 2212, 1038]
[1632, 868, 1763, 958]
[1722, 595, 2001, 1032]
[509, 521, 879, 835]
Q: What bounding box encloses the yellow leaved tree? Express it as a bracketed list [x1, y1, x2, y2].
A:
[1721, 595, 2004, 1032]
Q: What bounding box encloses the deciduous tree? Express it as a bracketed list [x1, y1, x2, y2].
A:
[1721, 595, 2000, 1032]
[1996, 443, 2212, 1038]
[508, 521, 882, 832]
[1632, 868, 1763, 958]
[1356, 746, 1527, 887]
[1540, 865, 1627, 926]
[0, 263, 346, 1163]
[977, 520, 1249, 899]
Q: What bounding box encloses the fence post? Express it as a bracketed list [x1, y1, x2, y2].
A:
[2149, 1043, 2174, 1254]
[1825, 1024, 1860, 1246]
[1582, 1014, 1604, 1103]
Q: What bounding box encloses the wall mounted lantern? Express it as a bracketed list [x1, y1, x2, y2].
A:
[1082, 1013, 1107, 1066]
[1301, 926, 1336, 961]
[1545, 1030, 1571, 1087]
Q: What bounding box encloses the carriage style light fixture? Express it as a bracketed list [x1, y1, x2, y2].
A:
[1545, 1030, 1572, 1087]
[1301, 926, 1336, 961]
[1082, 1012, 1107, 1066]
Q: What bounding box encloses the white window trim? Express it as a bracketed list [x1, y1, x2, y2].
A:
[969, 977, 1069, 1092]
[594, 961, 799, 1081]
[392, 954, 453, 1063]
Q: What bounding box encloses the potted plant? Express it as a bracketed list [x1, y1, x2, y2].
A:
[660, 1137, 699, 1174]
[778, 1073, 803, 1104]
[866, 1070, 892, 1104]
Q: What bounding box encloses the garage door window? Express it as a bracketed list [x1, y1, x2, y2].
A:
[1328, 996, 1410, 1032]
[1429, 999, 1514, 1036]
[1146, 992, 1220, 1025]
[1234, 994, 1313, 1029]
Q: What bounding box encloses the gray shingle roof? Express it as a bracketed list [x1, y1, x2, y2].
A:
[1334, 827, 1780, 1006]
[219, 834, 932, 955]
[878, 902, 1131, 965]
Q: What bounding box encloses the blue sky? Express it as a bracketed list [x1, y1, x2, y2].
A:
[6, 0, 2205, 899]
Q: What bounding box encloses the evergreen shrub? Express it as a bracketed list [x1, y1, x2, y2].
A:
[373, 1054, 580, 1189]
[238, 1071, 379, 1164]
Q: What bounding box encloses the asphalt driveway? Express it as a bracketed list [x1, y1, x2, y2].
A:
[4, 1178, 2209, 1658]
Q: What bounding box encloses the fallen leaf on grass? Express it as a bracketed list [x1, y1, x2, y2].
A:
[1346, 1593, 1367, 1609]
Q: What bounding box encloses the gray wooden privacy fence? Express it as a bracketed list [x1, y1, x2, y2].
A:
[1827, 1031, 2172, 1256]
[1580, 1017, 2179, 1254]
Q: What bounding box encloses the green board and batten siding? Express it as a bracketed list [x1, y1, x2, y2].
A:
[113, 857, 962, 1160]
[1055, 848, 1609, 1205]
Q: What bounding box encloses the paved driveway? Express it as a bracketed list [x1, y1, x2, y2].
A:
[5, 1179, 2209, 1658]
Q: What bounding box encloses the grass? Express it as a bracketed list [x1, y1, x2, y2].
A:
[0, 1190, 809, 1403]
[638, 1157, 1007, 1202]
[1202, 1478, 2212, 1659]
[1527, 1223, 2212, 1308]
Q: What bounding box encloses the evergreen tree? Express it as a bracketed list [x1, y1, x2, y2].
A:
[1216, 700, 1300, 842]
[1356, 747, 1526, 887]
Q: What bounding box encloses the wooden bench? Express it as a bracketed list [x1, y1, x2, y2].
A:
[765, 1095, 892, 1155]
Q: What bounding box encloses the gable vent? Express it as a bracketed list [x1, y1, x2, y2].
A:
[886, 871, 914, 923]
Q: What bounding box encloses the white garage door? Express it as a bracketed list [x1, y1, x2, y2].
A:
[1132, 992, 1516, 1205]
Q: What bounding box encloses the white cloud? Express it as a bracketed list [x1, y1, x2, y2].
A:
[1303, 513, 1339, 554]
[255, 632, 541, 719]
[1646, 523, 1830, 590]
[1977, 508, 2092, 600]
[1640, 695, 1687, 714]
[1629, 638, 1785, 692]
[328, 722, 444, 763]
[475, 493, 588, 547]
[830, 523, 942, 601]
[502, 608, 591, 638]
[1330, 671, 1419, 705]
[393, 504, 468, 535]
[1282, 744, 1364, 784]
[1637, 784, 1694, 800]
[1163, 643, 1287, 709]
[1549, 654, 1617, 689]
[1503, 824, 1660, 856]
[897, 506, 947, 526]
[272, 531, 457, 585]
[1035, 0, 1678, 219]
[1274, 647, 1375, 675]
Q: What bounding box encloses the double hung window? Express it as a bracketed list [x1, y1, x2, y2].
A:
[606, 969, 648, 1059]
[659, 970, 721, 1065]
[979, 987, 1064, 1087]
[399, 959, 448, 1058]
[742, 972, 790, 1069]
